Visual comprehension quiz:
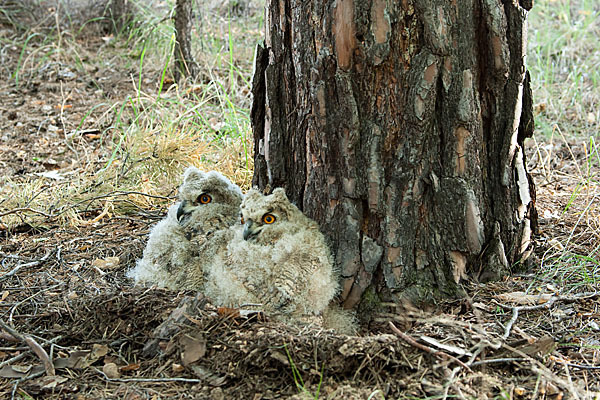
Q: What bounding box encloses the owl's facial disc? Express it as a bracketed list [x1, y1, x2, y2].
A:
[177, 193, 212, 224]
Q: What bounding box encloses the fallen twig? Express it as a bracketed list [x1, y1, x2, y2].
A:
[94, 367, 204, 383]
[553, 358, 600, 370]
[389, 321, 472, 371]
[470, 357, 526, 366]
[0, 319, 55, 376]
[494, 291, 598, 338]
[0, 352, 29, 369]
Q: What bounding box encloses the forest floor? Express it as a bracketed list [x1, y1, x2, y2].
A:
[1, 0, 600, 399]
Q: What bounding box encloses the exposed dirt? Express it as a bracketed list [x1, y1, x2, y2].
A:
[1, 3, 600, 400]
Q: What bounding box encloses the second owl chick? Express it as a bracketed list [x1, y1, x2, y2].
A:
[128, 167, 243, 290]
[204, 188, 339, 320]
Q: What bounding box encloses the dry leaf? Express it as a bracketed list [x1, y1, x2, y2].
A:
[34, 171, 65, 180]
[171, 363, 185, 373]
[0, 365, 28, 378]
[188, 365, 226, 386]
[119, 363, 140, 372]
[91, 344, 109, 358]
[0, 291, 9, 302]
[77, 344, 109, 369]
[38, 375, 68, 389]
[91, 257, 120, 270]
[103, 363, 121, 379]
[269, 351, 289, 365]
[11, 365, 32, 373]
[62, 351, 91, 369]
[419, 335, 472, 356]
[217, 307, 241, 318]
[217, 307, 264, 321]
[514, 387, 525, 396]
[180, 335, 206, 366]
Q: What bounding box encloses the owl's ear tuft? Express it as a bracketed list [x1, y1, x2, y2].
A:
[245, 188, 262, 201]
[183, 166, 204, 183]
[272, 188, 288, 202]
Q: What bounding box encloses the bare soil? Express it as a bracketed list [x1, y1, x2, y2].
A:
[1, 4, 599, 400]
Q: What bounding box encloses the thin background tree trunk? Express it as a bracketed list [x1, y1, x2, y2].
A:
[252, 0, 536, 310]
[109, 0, 130, 33]
[173, 0, 198, 82]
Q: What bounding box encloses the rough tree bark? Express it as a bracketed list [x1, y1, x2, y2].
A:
[173, 0, 198, 82]
[251, 0, 536, 308]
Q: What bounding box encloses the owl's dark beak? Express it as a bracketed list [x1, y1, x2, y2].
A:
[177, 201, 189, 223]
[243, 220, 258, 241]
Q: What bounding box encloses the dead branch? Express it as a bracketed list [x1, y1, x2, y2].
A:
[553, 358, 600, 370]
[494, 291, 598, 338]
[0, 208, 52, 218]
[0, 352, 28, 369]
[389, 322, 472, 371]
[470, 357, 526, 366]
[501, 307, 521, 340]
[0, 318, 55, 376]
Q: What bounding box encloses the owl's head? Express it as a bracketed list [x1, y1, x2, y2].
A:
[240, 188, 313, 244]
[176, 167, 243, 227]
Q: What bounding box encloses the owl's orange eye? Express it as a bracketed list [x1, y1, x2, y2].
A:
[262, 214, 276, 224]
[240, 215, 245, 224]
[198, 194, 212, 204]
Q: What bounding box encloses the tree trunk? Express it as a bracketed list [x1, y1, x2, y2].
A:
[251, 0, 536, 308]
[108, 0, 130, 33]
[173, 0, 198, 82]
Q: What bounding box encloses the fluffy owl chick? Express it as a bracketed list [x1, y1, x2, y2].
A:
[128, 166, 243, 290]
[205, 188, 339, 320]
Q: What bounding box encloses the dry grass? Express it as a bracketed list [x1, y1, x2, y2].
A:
[0, 0, 262, 230]
[528, 0, 600, 140]
[524, 3, 600, 373]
